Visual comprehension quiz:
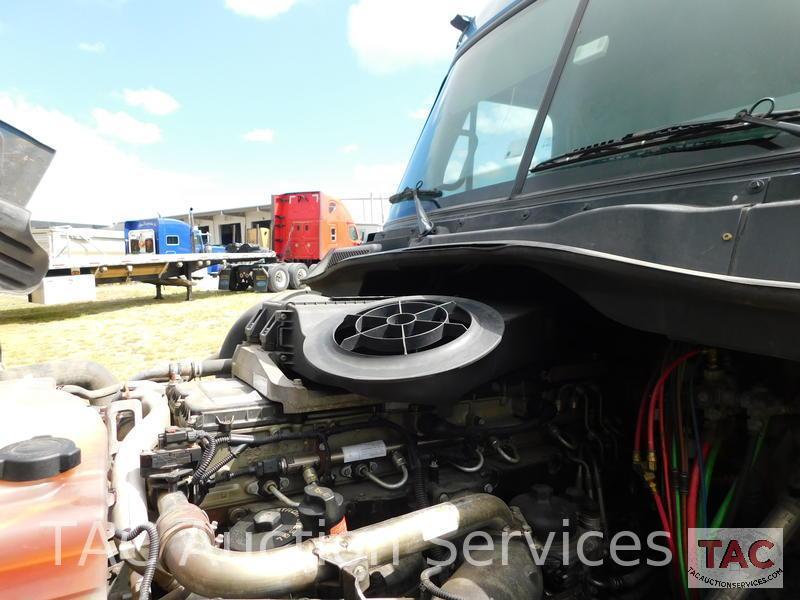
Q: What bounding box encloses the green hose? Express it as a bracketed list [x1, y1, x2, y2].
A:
[702, 437, 724, 528]
[672, 438, 689, 599]
[712, 485, 735, 530]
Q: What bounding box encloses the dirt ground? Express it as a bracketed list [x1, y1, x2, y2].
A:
[0, 282, 264, 380]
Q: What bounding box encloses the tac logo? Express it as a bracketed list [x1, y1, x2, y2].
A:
[688, 528, 783, 589]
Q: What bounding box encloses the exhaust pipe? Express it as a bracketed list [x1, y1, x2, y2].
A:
[156, 491, 515, 598]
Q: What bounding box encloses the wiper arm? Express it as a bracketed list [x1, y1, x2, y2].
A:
[389, 182, 442, 237]
[736, 97, 800, 135]
[531, 97, 800, 173]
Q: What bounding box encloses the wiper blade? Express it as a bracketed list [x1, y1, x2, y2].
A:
[389, 182, 442, 237]
[531, 97, 800, 173]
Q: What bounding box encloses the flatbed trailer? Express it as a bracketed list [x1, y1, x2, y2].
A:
[45, 251, 276, 300]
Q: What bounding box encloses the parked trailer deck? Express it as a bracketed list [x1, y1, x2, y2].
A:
[46, 251, 275, 300]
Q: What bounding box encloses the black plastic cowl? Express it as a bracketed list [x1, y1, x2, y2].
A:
[0, 435, 81, 482]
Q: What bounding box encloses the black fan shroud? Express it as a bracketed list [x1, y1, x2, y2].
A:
[334, 299, 470, 355]
[284, 294, 512, 404]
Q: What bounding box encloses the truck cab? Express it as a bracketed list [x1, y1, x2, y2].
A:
[124, 218, 205, 255]
[271, 191, 359, 263]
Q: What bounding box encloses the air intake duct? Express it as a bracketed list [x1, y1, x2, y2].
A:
[252, 294, 551, 404]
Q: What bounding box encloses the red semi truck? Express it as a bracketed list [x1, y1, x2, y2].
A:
[219, 191, 361, 292]
[272, 191, 360, 262]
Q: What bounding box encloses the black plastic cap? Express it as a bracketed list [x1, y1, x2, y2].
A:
[0, 435, 81, 482]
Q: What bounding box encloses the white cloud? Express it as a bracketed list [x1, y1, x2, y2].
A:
[0, 93, 265, 224]
[122, 87, 180, 116]
[409, 106, 430, 120]
[93, 108, 162, 144]
[325, 161, 405, 198]
[338, 143, 359, 154]
[410, 95, 435, 120]
[224, 0, 296, 19]
[78, 41, 106, 53]
[242, 128, 275, 143]
[348, 0, 489, 74]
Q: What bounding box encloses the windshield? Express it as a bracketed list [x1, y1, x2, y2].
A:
[391, 0, 579, 221]
[526, 0, 800, 179]
[392, 0, 800, 222]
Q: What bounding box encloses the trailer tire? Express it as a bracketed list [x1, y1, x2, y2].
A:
[267, 265, 290, 292]
[287, 263, 308, 289]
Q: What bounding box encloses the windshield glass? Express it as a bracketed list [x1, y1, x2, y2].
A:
[392, 0, 800, 223]
[391, 0, 579, 221]
[526, 0, 800, 177]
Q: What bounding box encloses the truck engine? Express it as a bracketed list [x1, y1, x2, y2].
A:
[4, 0, 800, 597]
[3, 282, 798, 600]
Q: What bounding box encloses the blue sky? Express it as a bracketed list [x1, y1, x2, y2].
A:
[0, 0, 487, 223]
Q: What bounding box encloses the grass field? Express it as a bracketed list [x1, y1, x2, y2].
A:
[0, 282, 265, 380]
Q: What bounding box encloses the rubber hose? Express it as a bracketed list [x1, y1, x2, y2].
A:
[420, 565, 466, 600]
[0, 359, 117, 395]
[218, 301, 264, 359]
[116, 523, 159, 600]
[60, 382, 122, 401]
[130, 358, 232, 383]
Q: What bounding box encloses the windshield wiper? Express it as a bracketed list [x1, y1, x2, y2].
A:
[389, 182, 442, 237]
[531, 97, 800, 173]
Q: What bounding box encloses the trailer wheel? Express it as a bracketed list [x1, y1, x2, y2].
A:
[267, 265, 290, 292]
[287, 263, 308, 289]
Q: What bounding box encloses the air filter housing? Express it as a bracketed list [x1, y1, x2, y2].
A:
[248, 293, 549, 404]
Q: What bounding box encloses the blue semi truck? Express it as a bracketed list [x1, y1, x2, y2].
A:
[124, 218, 209, 255]
[125, 217, 227, 275]
[122, 217, 295, 295]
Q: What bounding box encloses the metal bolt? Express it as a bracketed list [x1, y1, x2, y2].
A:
[353, 565, 368, 581]
[722, 232, 734, 241]
[483, 483, 494, 493]
[279, 354, 288, 362]
[340, 465, 353, 478]
[245, 481, 260, 495]
[747, 179, 765, 194]
[438, 493, 450, 503]
[279, 477, 290, 490]
[230, 507, 248, 521]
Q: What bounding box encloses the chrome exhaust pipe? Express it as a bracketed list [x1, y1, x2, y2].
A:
[156, 492, 515, 598]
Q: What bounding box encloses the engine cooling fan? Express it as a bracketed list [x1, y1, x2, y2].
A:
[334, 299, 469, 355]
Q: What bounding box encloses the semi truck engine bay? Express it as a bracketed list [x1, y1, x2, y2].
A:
[4, 0, 800, 597]
[3, 282, 800, 599]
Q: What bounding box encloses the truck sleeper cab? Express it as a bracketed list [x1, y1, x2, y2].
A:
[124, 218, 205, 255]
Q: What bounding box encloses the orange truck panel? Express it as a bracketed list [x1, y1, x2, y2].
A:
[272, 191, 359, 262]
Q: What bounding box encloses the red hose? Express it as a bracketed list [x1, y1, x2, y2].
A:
[687, 442, 711, 533]
[651, 487, 680, 585]
[658, 385, 674, 532]
[647, 350, 701, 460]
